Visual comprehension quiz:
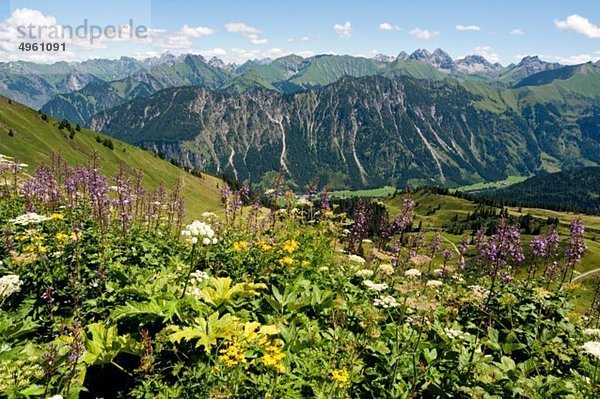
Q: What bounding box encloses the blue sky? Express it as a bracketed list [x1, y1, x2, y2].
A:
[1, 0, 599, 64]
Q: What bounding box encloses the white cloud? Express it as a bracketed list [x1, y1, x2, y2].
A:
[0, 8, 219, 62]
[287, 36, 309, 43]
[409, 28, 439, 40]
[474, 46, 499, 63]
[509, 28, 524, 35]
[334, 21, 352, 38]
[248, 34, 268, 44]
[224, 22, 261, 36]
[555, 14, 600, 38]
[533, 53, 599, 65]
[558, 54, 595, 63]
[225, 22, 268, 45]
[199, 48, 227, 58]
[181, 24, 214, 38]
[0, 8, 109, 61]
[379, 22, 401, 31]
[456, 24, 481, 31]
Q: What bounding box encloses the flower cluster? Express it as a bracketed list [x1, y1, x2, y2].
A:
[583, 329, 600, 337]
[356, 269, 374, 278]
[405, 268, 422, 278]
[282, 239, 300, 254]
[347, 254, 366, 264]
[261, 339, 286, 373]
[373, 295, 400, 308]
[582, 341, 600, 359]
[181, 220, 217, 245]
[9, 212, 51, 226]
[0, 359, 43, 392]
[331, 369, 350, 388]
[363, 280, 389, 292]
[218, 342, 247, 367]
[480, 219, 524, 276]
[378, 263, 394, 276]
[443, 327, 469, 340]
[426, 280, 443, 288]
[0, 274, 23, 301]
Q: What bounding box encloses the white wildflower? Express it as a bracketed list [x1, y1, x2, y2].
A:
[374, 295, 400, 308]
[356, 269, 375, 278]
[190, 270, 209, 283]
[582, 341, 600, 359]
[9, 212, 50, 226]
[297, 198, 311, 206]
[378, 263, 394, 276]
[319, 266, 330, 272]
[347, 254, 366, 264]
[443, 327, 468, 340]
[181, 220, 216, 244]
[583, 329, 600, 337]
[426, 280, 443, 288]
[363, 280, 388, 292]
[404, 268, 422, 278]
[469, 285, 489, 301]
[0, 274, 23, 300]
[201, 212, 218, 220]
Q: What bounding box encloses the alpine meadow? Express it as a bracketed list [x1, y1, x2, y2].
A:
[1, 1, 600, 398]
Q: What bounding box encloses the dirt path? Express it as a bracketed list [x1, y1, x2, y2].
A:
[572, 268, 600, 282]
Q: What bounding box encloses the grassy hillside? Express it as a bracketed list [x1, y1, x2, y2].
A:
[385, 189, 600, 306]
[0, 96, 222, 218]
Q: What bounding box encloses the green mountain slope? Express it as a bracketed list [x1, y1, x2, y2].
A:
[0, 57, 149, 109]
[40, 78, 156, 125]
[486, 167, 600, 214]
[89, 76, 548, 189]
[0, 96, 222, 218]
[39, 54, 232, 124]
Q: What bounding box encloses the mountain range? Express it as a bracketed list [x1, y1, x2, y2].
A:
[3, 48, 600, 190]
[0, 48, 569, 116]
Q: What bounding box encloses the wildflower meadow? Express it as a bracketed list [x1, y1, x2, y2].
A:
[1, 153, 599, 398]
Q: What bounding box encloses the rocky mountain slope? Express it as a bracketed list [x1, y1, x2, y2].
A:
[90, 75, 554, 189]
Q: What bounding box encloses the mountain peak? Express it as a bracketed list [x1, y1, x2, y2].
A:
[208, 56, 226, 69]
[409, 48, 454, 71]
[396, 51, 409, 60]
[409, 49, 432, 61]
[373, 53, 395, 63]
[455, 55, 500, 74]
[518, 55, 542, 67]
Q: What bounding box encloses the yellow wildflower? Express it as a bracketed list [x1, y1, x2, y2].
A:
[282, 239, 300, 254]
[232, 241, 249, 251]
[218, 342, 247, 367]
[51, 213, 64, 220]
[261, 242, 272, 251]
[261, 341, 286, 372]
[532, 287, 552, 300]
[279, 257, 294, 266]
[55, 233, 69, 241]
[331, 369, 350, 387]
[70, 232, 81, 241]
